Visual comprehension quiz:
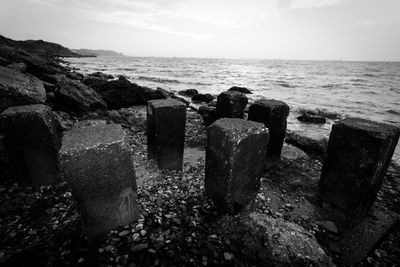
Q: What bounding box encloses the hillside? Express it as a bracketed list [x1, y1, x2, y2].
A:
[72, 48, 124, 57]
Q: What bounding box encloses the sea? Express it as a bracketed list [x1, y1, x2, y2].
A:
[65, 56, 400, 164]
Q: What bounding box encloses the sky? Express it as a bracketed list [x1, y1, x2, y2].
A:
[0, 0, 399, 61]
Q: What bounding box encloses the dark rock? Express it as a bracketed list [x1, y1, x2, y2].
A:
[218, 212, 333, 266]
[82, 76, 108, 90]
[248, 99, 290, 167]
[59, 124, 138, 240]
[106, 107, 146, 130]
[198, 105, 217, 126]
[205, 118, 269, 214]
[147, 99, 186, 170]
[208, 99, 217, 107]
[228, 86, 252, 94]
[191, 93, 214, 103]
[155, 87, 173, 98]
[66, 71, 84, 81]
[315, 221, 339, 234]
[93, 76, 166, 109]
[88, 72, 113, 80]
[0, 134, 10, 181]
[178, 89, 198, 97]
[6, 62, 27, 72]
[216, 91, 248, 119]
[319, 118, 400, 224]
[280, 143, 309, 161]
[54, 75, 107, 114]
[298, 113, 326, 124]
[285, 130, 328, 157]
[0, 66, 46, 112]
[53, 110, 75, 131]
[1, 104, 61, 187]
[42, 81, 57, 92]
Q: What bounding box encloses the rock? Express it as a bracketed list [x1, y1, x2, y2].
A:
[0, 66, 46, 112]
[82, 76, 108, 90]
[53, 110, 75, 131]
[106, 107, 146, 129]
[315, 221, 339, 234]
[119, 230, 130, 237]
[248, 99, 290, 167]
[1, 104, 61, 187]
[280, 144, 309, 161]
[0, 134, 10, 181]
[228, 86, 252, 94]
[66, 71, 84, 81]
[216, 91, 248, 119]
[178, 89, 198, 97]
[198, 105, 217, 126]
[42, 81, 57, 93]
[171, 95, 190, 106]
[147, 99, 186, 170]
[88, 72, 113, 80]
[205, 118, 269, 214]
[93, 76, 166, 109]
[54, 75, 107, 114]
[285, 130, 328, 157]
[59, 124, 138, 240]
[191, 93, 214, 103]
[319, 118, 400, 223]
[297, 113, 326, 124]
[218, 212, 333, 266]
[156, 87, 173, 98]
[131, 243, 149, 252]
[6, 62, 27, 72]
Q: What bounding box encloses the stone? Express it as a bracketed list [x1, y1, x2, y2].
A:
[285, 130, 328, 157]
[216, 91, 248, 119]
[248, 99, 290, 166]
[218, 212, 333, 266]
[297, 113, 326, 124]
[82, 76, 108, 90]
[54, 75, 107, 114]
[228, 86, 252, 94]
[198, 105, 217, 126]
[59, 124, 138, 240]
[6, 62, 27, 72]
[191, 93, 214, 103]
[281, 143, 309, 161]
[147, 99, 186, 170]
[319, 117, 400, 224]
[0, 66, 46, 112]
[1, 104, 60, 186]
[205, 118, 269, 214]
[178, 89, 198, 97]
[88, 71, 113, 80]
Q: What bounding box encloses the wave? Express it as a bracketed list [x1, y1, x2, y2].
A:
[363, 73, 378, 77]
[350, 78, 366, 83]
[137, 76, 182, 84]
[322, 84, 338, 89]
[276, 80, 296, 88]
[387, 109, 400, 115]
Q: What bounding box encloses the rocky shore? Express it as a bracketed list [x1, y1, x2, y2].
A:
[1, 35, 400, 266]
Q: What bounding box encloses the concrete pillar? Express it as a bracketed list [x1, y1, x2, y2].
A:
[216, 91, 248, 119]
[147, 99, 186, 170]
[319, 117, 400, 223]
[205, 118, 269, 214]
[248, 99, 290, 166]
[59, 124, 138, 240]
[1, 104, 60, 186]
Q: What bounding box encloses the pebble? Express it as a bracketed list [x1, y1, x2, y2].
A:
[119, 230, 130, 237]
[132, 233, 140, 241]
[148, 248, 156, 254]
[140, 229, 147, 236]
[224, 252, 233, 260]
[131, 243, 149, 252]
[136, 224, 144, 231]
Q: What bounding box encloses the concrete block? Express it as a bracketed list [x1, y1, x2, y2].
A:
[216, 91, 248, 119]
[147, 99, 186, 170]
[205, 118, 269, 214]
[59, 124, 138, 240]
[1, 104, 60, 186]
[319, 117, 400, 223]
[248, 99, 290, 166]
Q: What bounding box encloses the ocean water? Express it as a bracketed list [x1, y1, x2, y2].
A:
[65, 56, 400, 163]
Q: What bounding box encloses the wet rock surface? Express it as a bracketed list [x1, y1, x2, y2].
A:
[297, 113, 327, 124]
[228, 86, 252, 94]
[191, 93, 214, 103]
[0, 66, 46, 112]
[285, 130, 328, 158]
[216, 91, 248, 119]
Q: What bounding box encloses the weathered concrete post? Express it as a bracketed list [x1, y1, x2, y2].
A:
[205, 118, 269, 214]
[319, 118, 400, 223]
[147, 99, 186, 170]
[59, 124, 138, 240]
[216, 91, 248, 119]
[248, 99, 290, 166]
[1, 104, 60, 186]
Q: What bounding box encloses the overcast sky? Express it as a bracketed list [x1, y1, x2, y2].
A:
[1, 0, 399, 61]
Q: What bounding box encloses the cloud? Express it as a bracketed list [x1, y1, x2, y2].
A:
[285, 0, 344, 9]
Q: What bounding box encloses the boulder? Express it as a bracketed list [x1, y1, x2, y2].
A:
[59, 124, 138, 240]
[66, 71, 84, 81]
[228, 86, 252, 94]
[147, 99, 186, 170]
[205, 118, 269, 214]
[191, 93, 214, 103]
[6, 62, 27, 72]
[82, 76, 108, 90]
[178, 89, 198, 97]
[297, 113, 326, 124]
[285, 130, 328, 157]
[248, 99, 290, 167]
[1, 104, 61, 187]
[0, 66, 46, 112]
[216, 91, 248, 119]
[88, 71, 113, 80]
[198, 105, 217, 126]
[319, 118, 400, 224]
[93, 76, 166, 109]
[106, 107, 147, 130]
[218, 212, 333, 266]
[54, 75, 107, 114]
